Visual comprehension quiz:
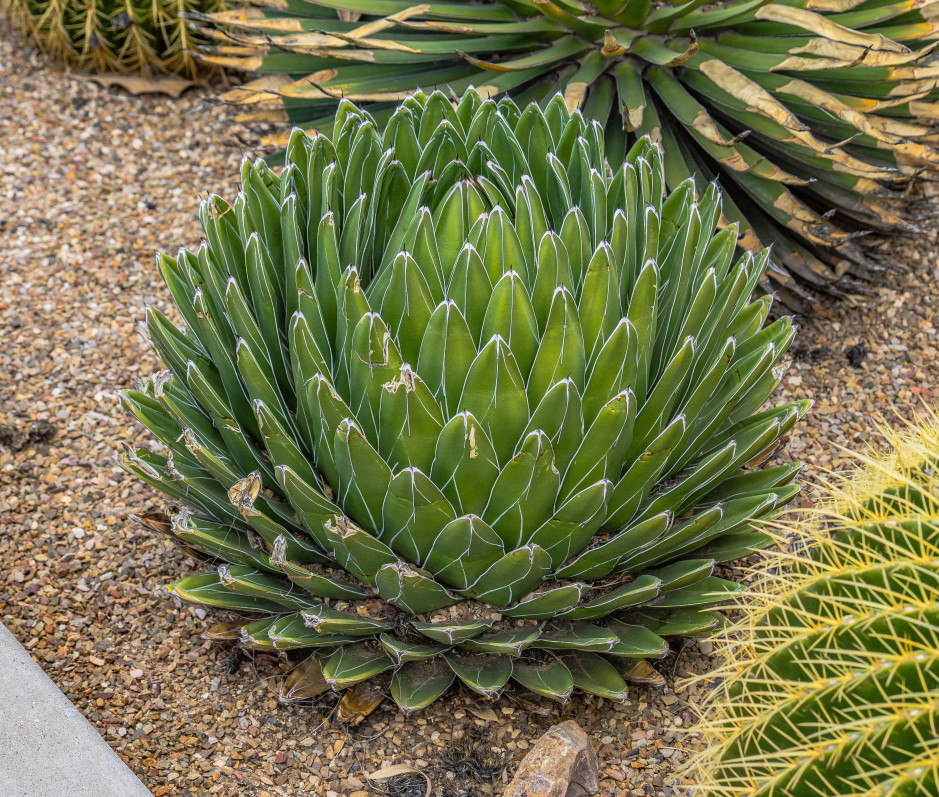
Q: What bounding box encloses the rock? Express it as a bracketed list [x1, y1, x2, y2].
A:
[845, 343, 868, 368]
[504, 720, 599, 797]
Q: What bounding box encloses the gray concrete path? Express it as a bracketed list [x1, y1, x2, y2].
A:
[0, 622, 152, 796]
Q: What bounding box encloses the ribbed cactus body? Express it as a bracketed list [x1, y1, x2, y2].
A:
[3, 0, 225, 76]
[694, 415, 939, 796]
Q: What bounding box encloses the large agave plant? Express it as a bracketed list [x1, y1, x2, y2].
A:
[691, 413, 939, 796]
[3, 0, 225, 76]
[120, 90, 806, 710]
[187, 0, 939, 313]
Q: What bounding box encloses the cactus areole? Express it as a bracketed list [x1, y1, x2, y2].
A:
[120, 90, 805, 710]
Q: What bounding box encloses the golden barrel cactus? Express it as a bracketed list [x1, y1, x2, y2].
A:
[4, 0, 226, 76]
[692, 410, 939, 796]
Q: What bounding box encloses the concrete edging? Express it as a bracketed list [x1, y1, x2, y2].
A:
[0, 622, 152, 796]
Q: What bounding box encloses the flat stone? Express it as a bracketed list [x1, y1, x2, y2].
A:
[505, 720, 599, 797]
[0, 623, 151, 796]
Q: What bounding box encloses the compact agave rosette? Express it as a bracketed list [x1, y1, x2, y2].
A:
[120, 90, 806, 710]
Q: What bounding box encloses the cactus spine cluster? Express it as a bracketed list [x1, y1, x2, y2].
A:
[692, 410, 939, 797]
[3, 0, 225, 76]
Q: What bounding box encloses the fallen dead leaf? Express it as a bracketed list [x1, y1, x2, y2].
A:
[365, 764, 431, 796]
[76, 72, 198, 98]
[468, 706, 500, 722]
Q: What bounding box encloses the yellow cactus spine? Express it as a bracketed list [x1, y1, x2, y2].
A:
[690, 409, 939, 797]
[2, 0, 226, 77]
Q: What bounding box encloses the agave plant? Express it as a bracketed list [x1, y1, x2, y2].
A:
[120, 90, 805, 710]
[691, 412, 939, 796]
[3, 0, 226, 76]
[187, 0, 939, 313]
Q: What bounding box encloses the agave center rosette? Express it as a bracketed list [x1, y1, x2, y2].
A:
[120, 89, 806, 710]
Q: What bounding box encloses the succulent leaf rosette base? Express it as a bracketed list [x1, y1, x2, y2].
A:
[191, 0, 939, 312]
[120, 90, 805, 710]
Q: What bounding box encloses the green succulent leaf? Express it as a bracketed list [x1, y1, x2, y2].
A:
[481, 269, 540, 376]
[412, 618, 494, 645]
[268, 538, 370, 600]
[512, 657, 575, 701]
[375, 561, 461, 613]
[463, 544, 553, 604]
[431, 411, 501, 516]
[535, 623, 621, 653]
[166, 572, 290, 614]
[445, 652, 514, 699]
[322, 643, 394, 688]
[391, 658, 456, 713]
[633, 607, 725, 637]
[559, 574, 663, 621]
[379, 633, 449, 665]
[417, 300, 477, 417]
[561, 652, 631, 701]
[216, 565, 321, 611]
[457, 334, 530, 465]
[459, 627, 541, 656]
[422, 515, 506, 591]
[302, 605, 389, 636]
[603, 618, 670, 659]
[554, 511, 672, 581]
[269, 614, 362, 649]
[382, 467, 458, 564]
[527, 480, 612, 568]
[168, 510, 273, 573]
[651, 575, 746, 608]
[483, 430, 560, 550]
[377, 364, 445, 473]
[500, 583, 587, 620]
[241, 617, 278, 651]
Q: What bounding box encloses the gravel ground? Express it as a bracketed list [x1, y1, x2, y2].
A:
[2, 20, 938, 797]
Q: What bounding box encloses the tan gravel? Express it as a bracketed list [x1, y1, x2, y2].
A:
[2, 19, 938, 797]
